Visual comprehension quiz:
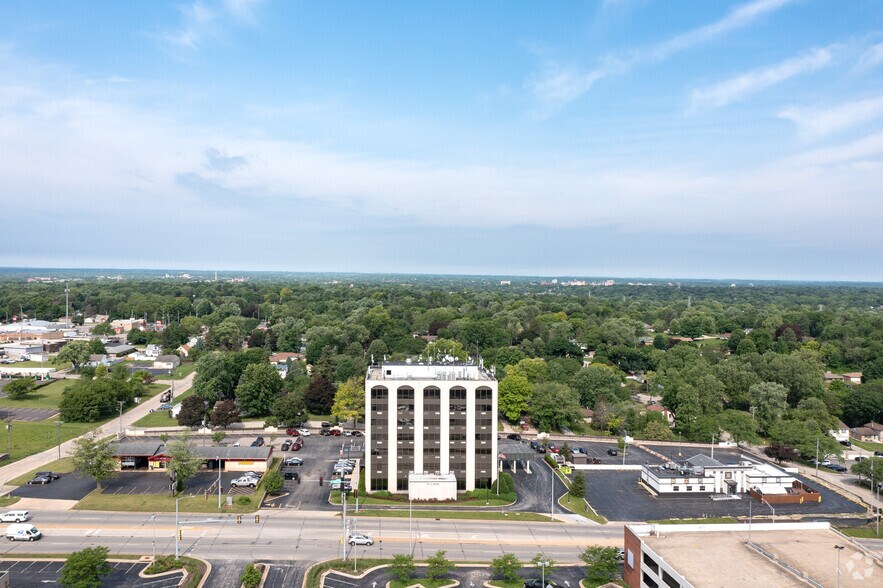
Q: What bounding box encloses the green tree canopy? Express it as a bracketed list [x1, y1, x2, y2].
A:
[60, 546, 112, 588]
[235, 363, 283, 416]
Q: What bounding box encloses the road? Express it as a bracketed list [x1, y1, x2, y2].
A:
[0, 373, 194, 491]
[0, 509, 626, 563]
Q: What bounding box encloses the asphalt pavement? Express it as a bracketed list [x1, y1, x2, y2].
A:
[325, 564, 589, 588]
[0, 559, 183, 587]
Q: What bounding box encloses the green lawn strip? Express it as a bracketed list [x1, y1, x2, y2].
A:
[8, 457, 76, 486]
[852, 440, 883, 453]
[74, 487, 266, 513]
[5, 361, 70, 368]
[837, 527, 883, 539]
[304, 558, 390, 588]
[159, 364, 195, 380]
[550, 465, 607, 524]
[132, 388, 196, 427]
[349, 509, 557, 522]
[390, 580, 452, 588]
[329, 491, 512, 507]
[0, 496, 21, 507]
[144, 555, 207, 588]
[648, 517, 738, 525]
[0, 420, 93, 465]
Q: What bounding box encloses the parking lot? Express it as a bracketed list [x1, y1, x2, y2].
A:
[0, 560, 183, 587]
[0, 406, 59, 421]
[325, 564, 588, 588]
[101, 469, 245, 497]
[12, 473, 95, 501]
[569, 441, 658, 465]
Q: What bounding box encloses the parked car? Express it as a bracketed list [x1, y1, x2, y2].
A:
[35, 472, 60, 481]
[300, 429, 311, 436]
[840, 440, 852, 447]
[330, 429, 341, 436]
[348, 532, 374, 546]
[855, 456, 868, 461]
[284, 457, 304, 466]
[231, 476, 260, 488]
[875, 451, 883, 457]
[828, 464, 848, 472]
[292, 442, 303, 451]
[159, 403, 172, 410]
[331, 480, 352, 491]
[350, 431, 362, 437]
[282, 471, 299, 481]
[251, 437, 265, 447]
[285, 428, 301, 436]
[320, 429, 332, 436]
[548, 444, 559, 453]
[507, 433, 522, 441]
[607, 448, 618, 456]
[242, 471, 262, 480]
[280, 440, 292, 451]
[0, 511, 30, 523]
[523, 580, 561, 588]
[321, 421, 331, 428]
[26, 476, 52, 485]
[5, 524, 41, 542]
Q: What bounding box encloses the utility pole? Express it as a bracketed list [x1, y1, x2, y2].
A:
[342, 489, 348, 559]
[175, 497, 180, 559]
[217, 456, 222, 509]
[118, 401, 125, 436]
[835, 545, 844, 588]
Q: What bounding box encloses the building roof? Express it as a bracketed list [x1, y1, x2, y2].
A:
[105, 343, 135, 354]
[843, 372, 863, 378]
[110, 442, 164, 457]
[851, 427, 880, 437]
[686, 454, 724, 468]
[367, 362, 495, 382]
[110, 442, 271, 461]
[269, 352, 304, 363]
[581, 408, 594, 417]
[862, 422, 883, 431]
[155, 355, 179, 363]
[637, 527, 874, 587]
[646, 404, 670, 413]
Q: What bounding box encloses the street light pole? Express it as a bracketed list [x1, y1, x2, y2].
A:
[748, 500, 752, 544]
[538, 560, 549, 586]
[175, 497, 180, 559]
[54, 421, 62, 460]
[835, 545, 844, 588]
[409, 498, 413, 554]
[152, 514, 156, 561]
[118, 400, 125, 436]
[5, 420, 11, 457]
[217, 456, 221, 509]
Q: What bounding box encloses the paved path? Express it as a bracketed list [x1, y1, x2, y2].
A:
[0, 373, 194, 493]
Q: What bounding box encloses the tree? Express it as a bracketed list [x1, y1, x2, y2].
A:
[212, 431, 226, 445]
[843, 380, 883, 427]
[579, 546, 619, 583]
[168, 435, 202, 492]
[750, 381, 788, 434]
[491, 553, 522, 583]
[4, 378, 35, 400]
[531, 554, 556, 577]
[571, 364, 625, 407]
[498, 374, 531, 422]
[60, 380, 117, 422]
[235, 363, 283, 416]
[240, 563, 262, 588]
[56, 340, 91, 371]
[642, 419, 676, 441]
[131, 369, 156, 385]
[59, 546, 112, 588]
[850, 457, 883, 488]
[331, 377, 365, 424]
[262, 470, 284, 494]
[764, 443, 798, 463]
[91, 322, 114, 335]
[716, 409, 759, 444]
[272, 393, 306, 426]
[389, 553, 416, 583]
[88, 338, 106, 354]
[210, 400, 241, 428]
[305, 375, 336, 414]
[423, 338, 467, 361]
[177, 396, 207, 427]
[528, 382, 581, 432]
[570, 471, 586, 498]
[506, 358, 548, 383]
[71, 430, 117, 490]
[426, 550, 454, 580]
[560, 442, 572, 461]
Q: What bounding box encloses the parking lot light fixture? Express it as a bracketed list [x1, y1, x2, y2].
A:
[537, 559, 550, 585]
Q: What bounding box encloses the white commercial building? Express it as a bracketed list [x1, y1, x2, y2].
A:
[640, 454, 800, 497]
[365, 361, 498, 498]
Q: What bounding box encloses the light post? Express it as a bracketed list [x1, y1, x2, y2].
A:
[537, 560, 550, 586]
[835, 544, 844, 588]
[409, 498, 413, 554]
[54, 421, 62, 460]
[118, 400, 125, 436]
[152, 514, 156, 561]
[5, 420, 11, 457]
[217, 456, 222, 509]
[747, 500, 752, 545]
[678, 432, 682, 458]
[175, 497, 180, 559]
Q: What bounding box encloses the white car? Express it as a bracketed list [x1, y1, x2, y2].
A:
[300, 430, 311, 436]
[231, 476, 260, 488]
[0, 511, 29, 523]
[348, 533, 374, 546]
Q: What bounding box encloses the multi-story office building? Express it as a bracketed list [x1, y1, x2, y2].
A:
[365, 362, 498, 497]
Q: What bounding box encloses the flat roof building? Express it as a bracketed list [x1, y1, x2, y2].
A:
[624, 522, 882, 588]
[365, 361, 497, 498]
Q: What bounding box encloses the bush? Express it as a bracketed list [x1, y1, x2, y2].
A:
[236, 496, 252, 506]
[389, 553, 416, 583]
[372, 490, 392, 499]
[240, 563, 262, 588]
[4, 378, 35, 400]
[60, 546, 111, 588]
[491, 553, 522, 582]
[570, 471, 586, 498]
[426, 550, 454, 580]
[492, 472, 515, 494]
[262, 471, 284, 494]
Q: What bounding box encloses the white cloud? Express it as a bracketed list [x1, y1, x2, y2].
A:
[856, 40, 883, 71]
[689, 47, 832, 110]
[529, 0, 798, 112]
[162, 0, 263, 52]
[223, 0, 264, 25]
[779, 94, 883, 138]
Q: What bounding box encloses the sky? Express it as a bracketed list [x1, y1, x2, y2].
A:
[1, 0, 883, 281]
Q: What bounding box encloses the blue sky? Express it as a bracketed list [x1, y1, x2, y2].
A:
[2, 0, 883, 280]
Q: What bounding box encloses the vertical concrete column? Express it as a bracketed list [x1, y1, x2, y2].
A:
[465, 384, 476, 491]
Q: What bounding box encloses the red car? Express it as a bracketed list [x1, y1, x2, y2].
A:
[292, 443, 302, 451]
[286, 428, 301, 436]
[330, 429, 341, 436]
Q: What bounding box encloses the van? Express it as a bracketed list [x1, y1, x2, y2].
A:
[0, 511, 29, 523]
[6, 523, 41, 541]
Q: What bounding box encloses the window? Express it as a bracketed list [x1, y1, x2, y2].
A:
[662, 570, 681, 588]
[371, 478, 388, 491]
[626, 549, 634, 569]
[423, 404, 440, 412]
[450, 387, 466, 400]
[397, 387, 414, 400]
[371, 387, 388, 399]
[450, 418, 467, 427]
[476, 404, 492, 412]
[475, 433, 492, 442]
[423, 387, 440, 399]
[699, 486, 705, 491]
[642, 573, 659, 588]
[397, 432, 414, 442]
[673, 486, 679, 491]
[450, 433, 466, 441]
[686, 486, 692, 491]
[643, 553, 659, 575]
[476, 387, 493, 400]
[423, 419, 440, 427]
[450, 403, 467, 412]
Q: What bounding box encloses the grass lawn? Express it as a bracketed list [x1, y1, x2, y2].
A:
[0, 379, 70, 410]
[132, 388, 195, 427]
[74, 487, 266, 514]
[304, 559, 390, 588]
[9, 457, 75, 485]
[6, 360, 71, 368]
[838, 527, 883, 539]
[0, 496, 21, 507]
[0, 420, 94, 465]
[145, 555, 207, 588]
[853, 439, 883, 453]
[559, 491, 607, 524]
[160, 363, 195, 380]
[350, 508, 556, 522]
[648, 517, 738, 525]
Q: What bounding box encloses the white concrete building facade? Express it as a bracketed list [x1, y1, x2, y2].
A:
[365, 362, 498, 497]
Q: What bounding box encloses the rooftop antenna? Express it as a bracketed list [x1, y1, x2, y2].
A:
[64, 286, 70, 327]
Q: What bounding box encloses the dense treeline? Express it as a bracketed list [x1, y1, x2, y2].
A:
[3, 278, 882, 457]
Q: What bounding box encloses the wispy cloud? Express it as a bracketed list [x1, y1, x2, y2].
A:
[779, 94, 883, 138]
[689, 47, 832, 111]
[162, 0, 263, 52]
[856, 40, 883, 71]
[529, 0, 798, 112]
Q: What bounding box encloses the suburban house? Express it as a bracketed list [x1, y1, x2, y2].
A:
[646, 404, 676, 426]
[104, 343, 136, 358]
[851, 422, 883, 443]
[176, 337, 200, 357]
[153, 355, 181, 371]
[581, 407, 594, 424]
[824, 371, 863, 384]
[87, 354, 122, 368]
[110, 318, 147, 334]
[145, 344, 162, 357]
[829, 420, 850, 444]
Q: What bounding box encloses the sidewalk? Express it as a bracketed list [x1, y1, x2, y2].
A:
[0, 372, 195, 493]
